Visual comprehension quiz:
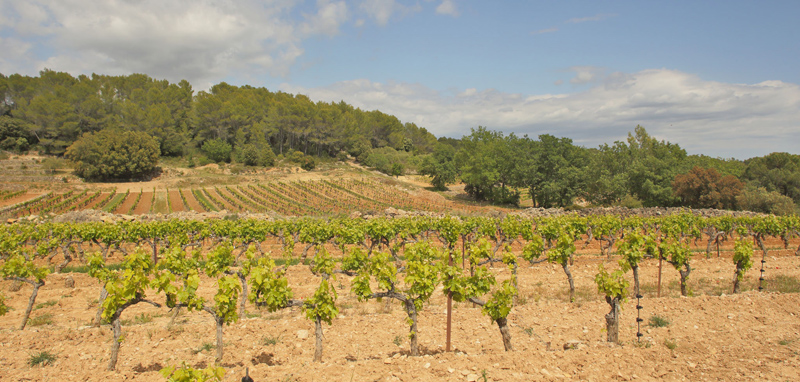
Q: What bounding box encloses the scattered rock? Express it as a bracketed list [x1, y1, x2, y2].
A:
[466, 373, 479, 382]
[563, 340, 583, 350]
[132, 362, 162, 373]
[251, 352, 278, 366]
[296, 330, 309, 339]
[64, 276, 75, 288]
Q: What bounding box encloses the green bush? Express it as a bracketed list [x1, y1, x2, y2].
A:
[237, 143, 275, 167]
[201, 139, 232, 163]
[737, 185, 797, 215]
[65, 129, 160, 181]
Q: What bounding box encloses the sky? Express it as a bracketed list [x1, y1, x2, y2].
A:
[1, 0, 799, 159]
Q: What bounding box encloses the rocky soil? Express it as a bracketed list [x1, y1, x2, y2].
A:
[1, 238, 799, 381]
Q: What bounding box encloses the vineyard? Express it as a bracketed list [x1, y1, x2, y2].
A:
[1, 213, 799, 381]
[0, 178, 497, 219]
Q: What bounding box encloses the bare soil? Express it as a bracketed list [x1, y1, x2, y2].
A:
[134, 192, 154, 215]
[181, 190, 205, 212]
[168, 191, 186, 213]
[2, 244, 799, 381]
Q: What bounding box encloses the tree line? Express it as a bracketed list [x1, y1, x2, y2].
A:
[1, 70, 798, 214]
[0, 70, 437, 161]
[421, 125, 799, 215]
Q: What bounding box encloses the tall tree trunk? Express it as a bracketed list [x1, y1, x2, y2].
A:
[19, 280, 44, 330]
[562, 263, 575, 303]
[405, 300, 419, 356]
[605, 296, 621, 344]
[108, 317, 122, 371]
[314, 315, 323, 362]
[496, 317, 513, 351]
[94, 286, 108, 327]
[679, 263, 692, 297]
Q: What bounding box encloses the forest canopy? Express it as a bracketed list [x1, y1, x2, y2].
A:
[1, 70, 798, 213]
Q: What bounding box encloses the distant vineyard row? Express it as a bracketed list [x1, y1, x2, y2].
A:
[0, 179, 484, 218]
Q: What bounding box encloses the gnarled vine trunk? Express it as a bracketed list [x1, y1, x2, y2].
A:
[94, 286, 108, 327]
[496, 317, 513, 351]
[404, 300, 419, 356]
[108, 317, 123, 371]
[237, 272, 248, 318]
[314, 315, 324, 362]
[561, 263, 575, 303]
[18, 279, 44, 330]
[632, 265, 640, 297]
[604, 296, 621, 344]
[679, 263, 692, 297]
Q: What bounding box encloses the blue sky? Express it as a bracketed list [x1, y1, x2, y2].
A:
[1, 0, 799, 159]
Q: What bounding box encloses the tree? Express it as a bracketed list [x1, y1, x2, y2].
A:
[237, 143, 275, 167]
[672, 166, 744, 209]
[737, 185, 797, 215]
[743, 152, 800, 204]
[419, 143, 457, 190]
[623, 126, 687, 207]
[201, 138, 232, 163]
[65, 129, 160, 180]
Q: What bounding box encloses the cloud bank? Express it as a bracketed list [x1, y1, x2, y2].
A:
[280, 69, 800, 159]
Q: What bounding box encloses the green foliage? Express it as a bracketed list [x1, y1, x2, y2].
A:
[403, 241, 442, 311]
[201, 139, 232, 163]
[214, 275, 240, 325]
[0, 293, 8, 316]
[248, 257, 294, 312]
[547, 233, 576, 266]
[160, 363, 225, 382]
[88, 248, 155, 321]
[482, 279, 516, 321]
[648, 315, 670, 328]
[733, 238, 754, 281]
[419, 143, 457, 190]
[660, 240, 692, 270]
[617, 231, 654, 272]
[743, 152, 800, 203]
[0, 253, 51, 282]
[737, 185, 797, 215]
[304, 279, 339, 325]
[65, 129, 160, 180]
[27, 313, 54, 326]
[237, 143, 275, 167]
[359, 146, 412, 176]
[594, 264, 629, 301]
[28, 351, 57, 367]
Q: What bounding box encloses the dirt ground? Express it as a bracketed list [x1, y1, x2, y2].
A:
[1, 241, 799, 382]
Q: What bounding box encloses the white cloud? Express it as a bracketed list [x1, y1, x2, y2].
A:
[359, 0, 421, 26]
[280, 69, 800, 159]
[0, 0, 336, 86]
[566, 13, 617, 24]
[568, 66, 606, 85]
[531, 27, 558, 35]
[301, 0, 349, 36]
[435, 0, 459, 17]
